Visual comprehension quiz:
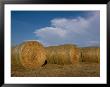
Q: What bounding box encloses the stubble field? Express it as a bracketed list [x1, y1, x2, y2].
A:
[11, 62, 100, 77]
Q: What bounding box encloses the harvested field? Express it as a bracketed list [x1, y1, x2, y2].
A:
[11, 63, 100, 77]
[11, 43, 100, 77]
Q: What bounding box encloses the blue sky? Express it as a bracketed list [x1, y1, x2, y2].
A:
[11, 11, 100, 47]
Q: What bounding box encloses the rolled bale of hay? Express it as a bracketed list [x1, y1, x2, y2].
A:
[11, 40, 46, 69]
[11, 46, 21, 67]
[45, 44, 80, 65]
[80, 47, 100, 63]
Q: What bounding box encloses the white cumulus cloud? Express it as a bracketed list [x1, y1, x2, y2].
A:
[34, 12, 100, 47]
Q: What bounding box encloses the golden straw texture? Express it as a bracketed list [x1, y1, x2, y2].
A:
[11, 41, 46, 69]
[45, 44, 80, 65]
[80, 47, 100, 63]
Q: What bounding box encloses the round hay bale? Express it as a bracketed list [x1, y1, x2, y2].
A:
[45, 44, 80, 65]
[80, 47, 100, 63]
[11, 41, 46, 69]
[11, 46, 21, 67]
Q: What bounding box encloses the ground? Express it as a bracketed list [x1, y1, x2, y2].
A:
[11, 62, 100, 77]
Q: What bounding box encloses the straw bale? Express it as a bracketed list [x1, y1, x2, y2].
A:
[11, 41, 46, 69]
[80, 47, 100, 63]
[45, 44, 80, 65]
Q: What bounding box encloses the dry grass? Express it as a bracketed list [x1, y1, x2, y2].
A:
[11, 41, 46, 69]
[11, 63, 100, 77]
[45, 44, 80, 65]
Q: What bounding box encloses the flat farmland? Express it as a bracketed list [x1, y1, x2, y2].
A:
[11, 62, 99, 77]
